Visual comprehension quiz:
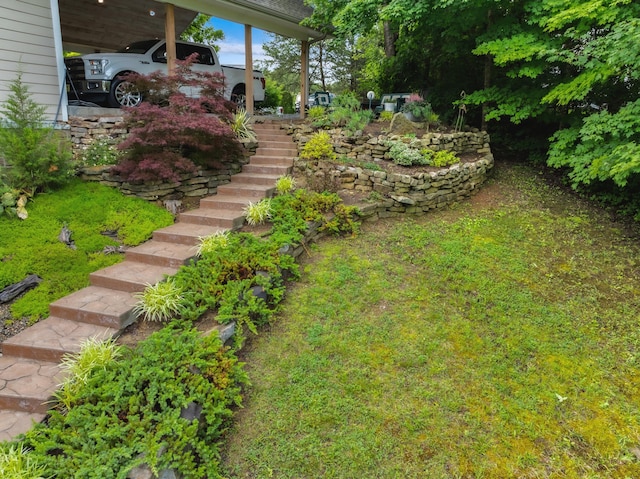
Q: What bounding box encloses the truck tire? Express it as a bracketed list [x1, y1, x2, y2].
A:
[108, 77, 142, 108]
[231, 85, 246, 109]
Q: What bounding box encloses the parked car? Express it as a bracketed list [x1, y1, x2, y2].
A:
[295, 91, 334, 112]
[373, 93, 412, 116]
[65, 39, 266, 108]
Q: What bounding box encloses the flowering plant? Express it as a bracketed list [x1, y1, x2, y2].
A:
[401, 93, 432, 120]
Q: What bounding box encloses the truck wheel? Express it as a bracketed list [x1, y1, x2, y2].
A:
[231, 85, 246, 109]
[109, 78, 142, 108]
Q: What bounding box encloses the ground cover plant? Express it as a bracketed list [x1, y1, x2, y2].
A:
[221, 162, 640, 478]
[19, 325, 247, 479]
[0, 179, 174, 320]
[1, 185, 362, 478]
[132, 187, 361, 347]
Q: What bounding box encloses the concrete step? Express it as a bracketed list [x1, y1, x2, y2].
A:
[0, 410, 46, 442]
[49, 286, 138, 329]
[0, 356, 62, 414]
[253, 123, 284, 131]
[153, 223, 230, 246]
[256, 134, 292, 142]
[255, 147, 298, 157]
[2, 316, 118, 362]
[249, 155, 295, 166]
[178, 208, 245, 229]
[230, 172, 281, 187]
[216, 182, 275, 198]
[242, 163, 292, 176]
[199, 195, 256, 211]
[125, 240, 197, 268]
[256, 139, 295, 148]
[90, 261, 179, 293]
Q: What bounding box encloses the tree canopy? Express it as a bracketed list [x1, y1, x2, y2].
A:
[180, 14, 224, 50]
[299, 0, 640, 215]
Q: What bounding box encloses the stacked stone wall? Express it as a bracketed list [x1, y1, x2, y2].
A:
[287, 124, 494, 217]
[68, 114, 128, 159]
[70, 113, 256, 201]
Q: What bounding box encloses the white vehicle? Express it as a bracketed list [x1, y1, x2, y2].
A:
[65, 39, 266, 108]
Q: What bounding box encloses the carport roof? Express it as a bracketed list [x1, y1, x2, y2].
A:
[60, 0, 323, 53]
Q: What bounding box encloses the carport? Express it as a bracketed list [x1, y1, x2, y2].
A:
[58, 0, 324, 116]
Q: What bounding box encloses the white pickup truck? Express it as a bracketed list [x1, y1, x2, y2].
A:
[65, 39, 265, 108]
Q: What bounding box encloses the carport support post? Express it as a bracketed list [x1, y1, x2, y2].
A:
[244, 25, 254, 114]
[165, 3, 177, 73]
[300, 40, 309, 119]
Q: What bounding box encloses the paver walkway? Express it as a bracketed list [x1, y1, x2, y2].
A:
[0, 121, 296, 442]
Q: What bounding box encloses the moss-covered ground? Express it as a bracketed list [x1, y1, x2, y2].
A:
[221, 162, 640, 478]
[0, 179, 174, 321]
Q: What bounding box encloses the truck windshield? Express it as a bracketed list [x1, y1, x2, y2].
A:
[117, 40, 160, 54]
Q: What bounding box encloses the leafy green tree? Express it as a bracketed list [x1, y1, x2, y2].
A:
[180, 13, 224, 49]
[0, 73, 73, 192]
[259, 34, 303, 94]
[306, 0, 640, 210]
[468, 1, 640, 189]
[261, 77, 285, 108]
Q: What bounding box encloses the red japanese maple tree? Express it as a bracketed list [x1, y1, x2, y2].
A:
[112, 56, 242, 183]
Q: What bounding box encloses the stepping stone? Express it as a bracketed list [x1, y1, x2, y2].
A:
[90, 261, 178, 293]
[231, 172, 282, 186]
[153, 223, 230, 246]
[49, 286, 138, 329]
[178, 207, 245, 228]
[0, 356, 62, 414]
[216, 182, 275, 198]
[0, 410, 46, 442]
[124, 240, 197, 268]
[2, 316, 117, 362]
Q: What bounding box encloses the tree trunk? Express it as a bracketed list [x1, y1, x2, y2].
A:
[383, 21, 397, 57]
[318, 42, 327, 91]
[481, 9, 493, 132]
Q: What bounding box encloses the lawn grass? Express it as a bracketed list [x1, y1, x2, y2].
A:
[0, 179, 174, 320]
[221, 162, 640, 478]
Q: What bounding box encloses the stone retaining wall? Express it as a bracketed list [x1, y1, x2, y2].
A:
[78, 161, 251, 201]
[70, 113, 257, 201]
[68, 114, 128, 158]
[287, 124, 494, 216]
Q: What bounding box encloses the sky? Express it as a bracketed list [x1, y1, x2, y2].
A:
[209, 17, 270, 66]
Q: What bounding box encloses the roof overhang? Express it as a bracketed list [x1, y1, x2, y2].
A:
[156, 0, 324, 41]
[59, 0, 323, 53]
[59, 0, 197, 52]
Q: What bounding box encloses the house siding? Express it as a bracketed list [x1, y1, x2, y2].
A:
[0, 0, 65, 122]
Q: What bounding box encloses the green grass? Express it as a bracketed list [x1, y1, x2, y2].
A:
[221, 163, 640, 478]
[0, 179, 174, 320]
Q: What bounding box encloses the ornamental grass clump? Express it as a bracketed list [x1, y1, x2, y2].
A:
[231, 108, 257, 142]
[132, 279, 184, 322]
[0, 444, 47, 479]
[196, 230, 230, 257]
[243, 198, 272, 225]
[53, 337, 123, 412]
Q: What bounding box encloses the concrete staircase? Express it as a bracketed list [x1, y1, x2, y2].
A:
[0, 121, 296, 442]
